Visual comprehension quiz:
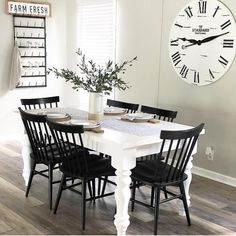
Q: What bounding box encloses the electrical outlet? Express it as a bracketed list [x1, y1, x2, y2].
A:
[205, 146, 214, 160]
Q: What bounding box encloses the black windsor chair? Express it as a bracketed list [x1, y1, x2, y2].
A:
[130, 123, 204, 235]
[46, 118, 116, 230]
[19, 107, 63, 210]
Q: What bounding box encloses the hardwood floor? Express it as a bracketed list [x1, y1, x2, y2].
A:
[0, 139, 236, 235]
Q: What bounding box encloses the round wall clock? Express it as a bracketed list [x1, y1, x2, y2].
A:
[169, 0, 236, 86]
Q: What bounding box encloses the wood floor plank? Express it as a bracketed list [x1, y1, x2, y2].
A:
[0, 202, 45, 234]
[191, 214, 235, 235]
[0, 219, 12, 234]
[0, 176, 43, 207]
[223, 204, 236, 214]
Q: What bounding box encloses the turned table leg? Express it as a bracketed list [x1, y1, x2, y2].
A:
[178, 156, 193, 216]
[111, 151, 136, 235]
[114, 169, 132, 235]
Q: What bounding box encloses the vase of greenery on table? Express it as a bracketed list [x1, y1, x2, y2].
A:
[48, 49, 137, 120]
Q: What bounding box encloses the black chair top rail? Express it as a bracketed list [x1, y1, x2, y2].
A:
[141, 105, 177, 122]
[107, 99, 139, 113]
[21, 96, 60, 110]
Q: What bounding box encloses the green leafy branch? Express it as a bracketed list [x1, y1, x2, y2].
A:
[48, 49, 137, 95]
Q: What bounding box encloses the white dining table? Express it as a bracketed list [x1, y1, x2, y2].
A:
[20, 107, 203, 235]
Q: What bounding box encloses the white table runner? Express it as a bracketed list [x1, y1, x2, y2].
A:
[40, 107, 191, 137]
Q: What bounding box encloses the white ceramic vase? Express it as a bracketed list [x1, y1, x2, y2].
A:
[88, 92, 104, 120]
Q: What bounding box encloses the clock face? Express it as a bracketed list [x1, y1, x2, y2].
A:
[169, 0, 236, 86]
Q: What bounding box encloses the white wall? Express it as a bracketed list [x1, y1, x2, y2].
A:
[116, 0, 163, 106]
[0, 0, 68, 137]
[63, 0, 83, 109]
[116, 0, 236, 179]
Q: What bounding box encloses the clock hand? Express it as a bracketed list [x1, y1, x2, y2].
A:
[181, 32, 229, 49]
[200, 32, 229, 44]
[178, 37, 199, 44]
[182, 43, 199, 49]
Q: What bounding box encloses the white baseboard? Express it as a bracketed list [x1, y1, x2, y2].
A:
[192, 166, 236, 187]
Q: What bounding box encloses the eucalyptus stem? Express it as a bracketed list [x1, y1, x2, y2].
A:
[48, 49, 137, 95]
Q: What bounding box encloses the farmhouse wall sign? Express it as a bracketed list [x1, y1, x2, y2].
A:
[7, 0, 51, 17]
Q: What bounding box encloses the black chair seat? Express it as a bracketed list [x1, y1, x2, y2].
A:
[31, 142, 88, 164]
[60, 155, 115, 178]
[132, 160, 188, 186]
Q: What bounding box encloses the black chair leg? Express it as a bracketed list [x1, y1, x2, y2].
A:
[88, 180, 93, 199]
[97, 177, 101, 196]
[53, 173, 66, 214]
[151, 186, 167, 206]
[163, 186, 168, 199]
[131, 180, 137, 212]
[101, 176, 108, 196]
[154, 187, 161, 235]
[150, 186, 155, 207]
[92, 178, 96, 201]
[25, 160, 36, 197]
[180, 182, 191, 226]
[81, 179, 87, 230]
[48, 164, 53, 210]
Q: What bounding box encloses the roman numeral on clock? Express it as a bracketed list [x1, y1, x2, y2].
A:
[194, 71, 200, 83]
[209, 69, 215, 79]
[223, 39, 234, 48]
[218, 55, 228, 67]
[199, 1, 207, 14]
[175, 23, 183, 28]
[171, 51, 181, 66]
[170, 39, 179, 46]
[221, 20, 231, 30]
[185, 6, 193, 18]
[213, 6, 220, 17]
[180, 65, 189, 78]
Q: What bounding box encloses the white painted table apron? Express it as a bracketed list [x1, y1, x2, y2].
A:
[21, 108, 201, 235]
